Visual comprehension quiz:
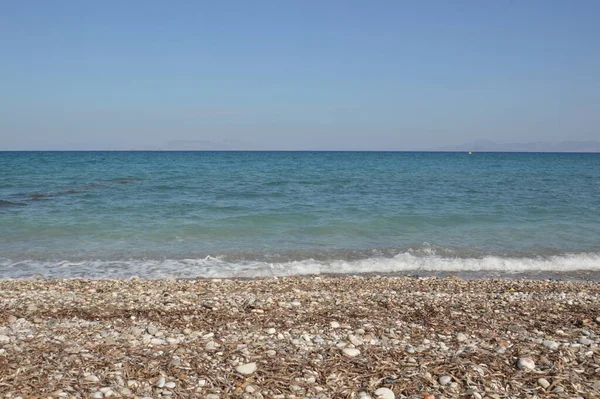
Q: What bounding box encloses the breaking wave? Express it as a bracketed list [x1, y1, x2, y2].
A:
[1, 252, 599, 280]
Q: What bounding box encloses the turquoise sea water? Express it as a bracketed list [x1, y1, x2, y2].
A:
[1, 151, 599, 279]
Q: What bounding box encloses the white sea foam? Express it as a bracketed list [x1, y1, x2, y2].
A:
[1, 252, 600, 279]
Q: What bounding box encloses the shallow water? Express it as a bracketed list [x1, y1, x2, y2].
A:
[1, 151, 599, 279]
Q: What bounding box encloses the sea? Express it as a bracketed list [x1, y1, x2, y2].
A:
[1, 151, 599, 280]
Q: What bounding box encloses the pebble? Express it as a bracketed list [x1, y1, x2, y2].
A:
[6, 315, 17, 324]
[266, 328, 276, 334]
[90, 393, 103, 398]
[205, 341, 218, 351]
[0, 335, 10, 344]
[593, 381, 600, 390]
[551, 386, 565, 393]
[579, 337, 593, 346]
[130, 327, 144, 337]
[438, 375, 452, 385]
[84, 375, 100, 383]
[349, 334, 362, 346]
[236, 362, 257, 375]
[374, 387, 395, 399]
[330, 321, 340, 328]
[456, 333, 468, 342]
[156, 376, 166, 388]
[342, 348, 361, 357]
[358, 392, 373, 399]
[147, 325, 158, 335]
[517, 357, 535, 370]
[542, 340, 559, 350]
[165, 381, 176, 389]
[537, 378, 550, 389]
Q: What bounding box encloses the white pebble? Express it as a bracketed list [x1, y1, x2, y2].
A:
[84, 375, 100, 383]
[438, 375, 452, 385]
[330, 321, 340, 328]
[156, 376, 166, 387]
[542, 340, 559, 350]
[374, 387, 395, 399]
[165, 381, 176, 389]
[236, 362, 257, 375]
[537, 378, 550, 389]
[517, 357, 535, 370]
[342, 348, 361, 357]
[90, 393, 103, 399]
[266, 328, 276, 335]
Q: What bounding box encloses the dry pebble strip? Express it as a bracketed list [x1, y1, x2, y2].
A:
[1, 276, 600, 398]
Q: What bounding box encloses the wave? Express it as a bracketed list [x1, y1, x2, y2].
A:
[1, 252, 599, 280]
[0, 199, 27, 208]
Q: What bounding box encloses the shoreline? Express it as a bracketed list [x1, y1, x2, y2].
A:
[1, 276, 600, 398]
[3, 268, 600, 282]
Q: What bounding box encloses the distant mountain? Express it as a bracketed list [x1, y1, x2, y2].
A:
[441, 140, 600, 152]
[162, 140, 254, 151]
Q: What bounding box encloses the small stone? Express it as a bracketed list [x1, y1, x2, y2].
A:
[266, 328, 276, 335]
[517, 357, 535, 370]
[150, 338, 165, 345]
[342, 348, 361, 357]
[551, 386, 565, 393]
[0, 335, 10, 344]
[236, 362, 257, 375]
[537, 378, 550, 389]
[349, 334, 362, 346]
[579, 337, 593, 346]
[245, 385, 255, 393]
[456, 333, 468, 342]
[330, 321, 340, 328]
[358, 392, 372, 399]
[130, 327, 144, 337]
[374, 387, 395, 399]
[206, 395, 219, 399]
[438, 375, 452, 385]
[147, 325, 158, 335]
[84, 375, 100, 383]
[127, 380, 139, 388]
[6, 315, 17, 324]
[542, 340, 559, 350]
[165, 381, 176, 388]
[156, 377, 166, 387]
[90, 393, 103, 399]
[205, 341, 218, 351]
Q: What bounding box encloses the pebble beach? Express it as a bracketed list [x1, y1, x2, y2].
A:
[1, 276, 600, 398]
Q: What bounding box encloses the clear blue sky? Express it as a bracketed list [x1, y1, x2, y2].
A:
[1, 0, 599, 150]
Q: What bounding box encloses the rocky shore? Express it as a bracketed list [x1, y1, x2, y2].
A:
[1, 276, 600, 398]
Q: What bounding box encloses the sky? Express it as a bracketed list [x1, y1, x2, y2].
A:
[1, 0, 599, 150]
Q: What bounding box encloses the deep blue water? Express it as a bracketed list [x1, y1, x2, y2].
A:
[1, 151, 599, 278]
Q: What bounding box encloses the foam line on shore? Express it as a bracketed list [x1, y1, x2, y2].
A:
[1, 252, 599, 279]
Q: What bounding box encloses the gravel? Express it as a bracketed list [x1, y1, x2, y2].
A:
[1, 276, 600, 397]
